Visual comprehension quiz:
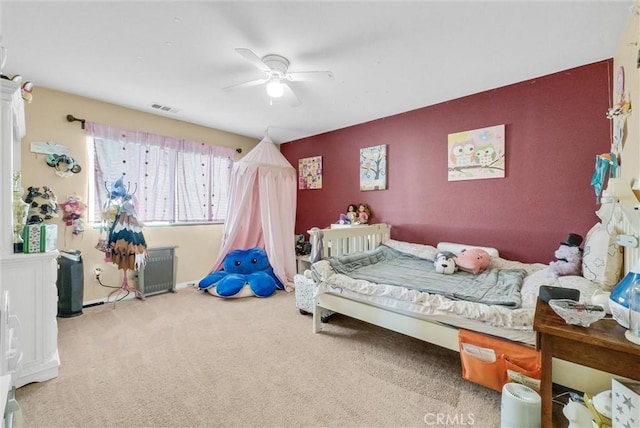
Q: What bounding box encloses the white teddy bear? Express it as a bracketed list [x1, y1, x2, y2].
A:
[549, 233, 583, 277]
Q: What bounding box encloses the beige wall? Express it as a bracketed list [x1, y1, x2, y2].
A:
[614, 0, 640, 205]
[20, 87, 258, 302]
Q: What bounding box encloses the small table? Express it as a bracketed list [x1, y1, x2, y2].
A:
[534, 298, 640, 428]
[296, 255, 311, 274]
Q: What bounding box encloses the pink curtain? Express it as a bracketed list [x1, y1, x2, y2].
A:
[87, 122, 234, 223]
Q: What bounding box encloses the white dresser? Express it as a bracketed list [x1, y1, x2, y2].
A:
[0, 253, 59, 388]
[0, 79, 59, 390]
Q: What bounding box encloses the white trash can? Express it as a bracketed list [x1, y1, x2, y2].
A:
[500, 383, 541, 428]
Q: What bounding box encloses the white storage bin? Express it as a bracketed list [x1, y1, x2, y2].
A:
[294, 274, 334, 322]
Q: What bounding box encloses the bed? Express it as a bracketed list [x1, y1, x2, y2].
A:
[306, 203, 640, 393]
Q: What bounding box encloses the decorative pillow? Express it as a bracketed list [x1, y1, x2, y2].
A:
[581, 222, 622, 291]
[454, 248, 491, 274]
[437, 242, 499, 258]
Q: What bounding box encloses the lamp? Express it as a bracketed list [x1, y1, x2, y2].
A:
[266, 79, 284, 98]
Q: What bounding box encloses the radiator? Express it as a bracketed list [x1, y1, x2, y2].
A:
[135, 246, 177, 298]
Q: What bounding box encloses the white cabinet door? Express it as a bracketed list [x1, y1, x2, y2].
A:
[0, 252, 59, 387]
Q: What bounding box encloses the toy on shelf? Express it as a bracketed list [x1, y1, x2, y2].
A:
[336, 213, 350, 225]
[346, 204, 357, 223]
[335, 203, 372, 226]
[356, 203, 371, 224]
[336, 203, 358, 225]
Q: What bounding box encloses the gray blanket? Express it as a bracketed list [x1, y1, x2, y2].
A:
[328, 244, 526, 308]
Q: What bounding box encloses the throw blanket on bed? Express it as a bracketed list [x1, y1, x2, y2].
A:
[328, 244, 527, 308]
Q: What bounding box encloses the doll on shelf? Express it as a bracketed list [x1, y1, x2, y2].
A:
[345, 204, 358, 223]
[356, 203, 371, 224]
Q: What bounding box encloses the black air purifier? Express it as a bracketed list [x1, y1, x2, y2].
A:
[57, 250, 84, 317]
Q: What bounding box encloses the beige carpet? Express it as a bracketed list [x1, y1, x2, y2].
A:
[16, 288, 501, 427]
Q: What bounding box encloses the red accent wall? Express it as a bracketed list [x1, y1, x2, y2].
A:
[281, 61, 612, 263]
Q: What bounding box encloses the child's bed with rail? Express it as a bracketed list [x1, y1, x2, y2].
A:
[305, 203, 639, 393]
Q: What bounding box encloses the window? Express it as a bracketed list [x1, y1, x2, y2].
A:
[87, 122, 235, 224]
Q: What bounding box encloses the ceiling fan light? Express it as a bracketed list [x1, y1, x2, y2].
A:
[266, 80, 284, 98]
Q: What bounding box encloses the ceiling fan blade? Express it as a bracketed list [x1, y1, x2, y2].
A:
[286, 71, 334, 82]
[283, 83, 301, 107]
[235, 48, 271, 72]
[222, 78, 267, 92]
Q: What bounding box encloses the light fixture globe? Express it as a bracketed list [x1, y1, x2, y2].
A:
[266, 79, 284, 98]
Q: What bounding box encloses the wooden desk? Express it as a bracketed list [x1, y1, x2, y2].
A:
[533, 298, 640, 428]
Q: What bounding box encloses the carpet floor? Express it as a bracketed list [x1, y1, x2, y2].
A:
[16, 287, 501, 427]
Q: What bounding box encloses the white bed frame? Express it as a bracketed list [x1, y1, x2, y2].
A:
[309, 224, 462, 350]
[308, 213, 640, 394]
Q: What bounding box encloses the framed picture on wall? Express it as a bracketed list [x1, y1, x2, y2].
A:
[360, 144, 387, 191]
[447, 124, 505, 181]
[298, 156, 322, 189]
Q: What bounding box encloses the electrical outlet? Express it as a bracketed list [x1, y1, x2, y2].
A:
[93, 267, 103, 280]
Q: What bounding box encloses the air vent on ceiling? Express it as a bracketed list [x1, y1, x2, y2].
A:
[149, 102, 180, 114]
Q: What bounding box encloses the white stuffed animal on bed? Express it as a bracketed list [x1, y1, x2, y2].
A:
[549, 233, 583, 277]
[434, 251, 457, 275]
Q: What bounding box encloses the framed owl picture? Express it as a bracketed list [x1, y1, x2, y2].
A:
[447, 124, 505, 181]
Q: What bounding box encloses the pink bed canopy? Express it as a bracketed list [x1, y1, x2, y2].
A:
[210, 136, 297, 291]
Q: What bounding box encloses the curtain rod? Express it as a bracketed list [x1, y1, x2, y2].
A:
[66, 113, 243, 153]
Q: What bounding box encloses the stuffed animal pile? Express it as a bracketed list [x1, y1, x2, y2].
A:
[432, 248, 493, 275]
[549, 233, 583, 277]
[198, 247, 283, 298]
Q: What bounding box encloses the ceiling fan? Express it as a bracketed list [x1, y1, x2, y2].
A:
[223, 48, 334, 106]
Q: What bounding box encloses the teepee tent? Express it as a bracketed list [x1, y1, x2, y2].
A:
[210, 136, 297, 290]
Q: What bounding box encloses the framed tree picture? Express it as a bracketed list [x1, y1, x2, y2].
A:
[360, 144, 387, 191]
[298, 156, 322, 189]
[447, 124, 505, 181]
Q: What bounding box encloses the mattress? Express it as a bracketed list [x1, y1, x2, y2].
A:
[312, 239, 601, 345]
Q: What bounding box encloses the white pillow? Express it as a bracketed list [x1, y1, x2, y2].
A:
[582, 222, 623, 291]
[437, 242, 500, 258]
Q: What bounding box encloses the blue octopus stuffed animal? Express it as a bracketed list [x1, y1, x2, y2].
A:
[198, 247, 283, 298]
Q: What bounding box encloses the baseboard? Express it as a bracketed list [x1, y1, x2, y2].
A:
[82, 280, 197, 307]
[176, 281, 196, 290]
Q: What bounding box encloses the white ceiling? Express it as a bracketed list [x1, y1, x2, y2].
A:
[1, 1, 633, 144]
